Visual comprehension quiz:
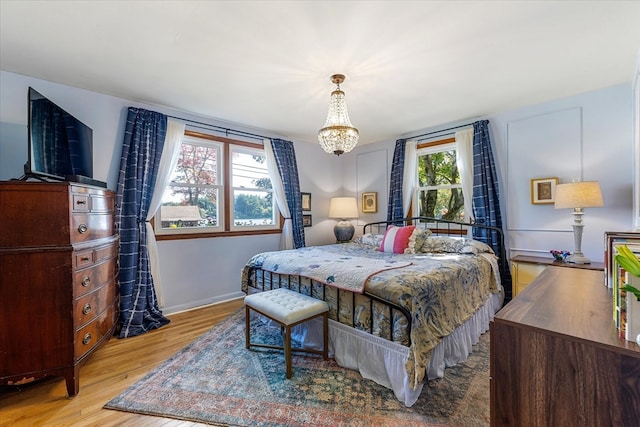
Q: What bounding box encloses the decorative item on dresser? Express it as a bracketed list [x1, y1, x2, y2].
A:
[0, 181, 119, 397]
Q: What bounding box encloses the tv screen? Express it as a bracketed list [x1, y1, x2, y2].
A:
[26, 87, 93, 181]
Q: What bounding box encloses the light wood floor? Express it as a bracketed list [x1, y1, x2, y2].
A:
[0, 298, 245, 427]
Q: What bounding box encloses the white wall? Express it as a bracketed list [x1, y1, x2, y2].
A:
[344, 83, 635, 265]
[491, 83, 633, 262]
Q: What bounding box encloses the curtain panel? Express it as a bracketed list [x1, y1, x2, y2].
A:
[455, 128, 474, 223]
[267, 138, 305, 249]
[265, 139, 294, 249]
[387, 139, 417, 223]
[471, 120, 512, 298]
[387, 138, 407, 223]
[115, 107, 171, 338]
[145, 119, 185, 306]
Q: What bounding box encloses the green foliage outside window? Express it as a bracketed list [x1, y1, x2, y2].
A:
[417, 149, 464, 221]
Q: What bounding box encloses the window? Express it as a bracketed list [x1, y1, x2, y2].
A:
[229, 144, 276, 230]
[414, 140, 465, 222]
[155, 132, 279, 237]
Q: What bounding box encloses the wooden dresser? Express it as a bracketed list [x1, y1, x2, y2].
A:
[0, 181, 119, 396]
[490, 267, 640, 426]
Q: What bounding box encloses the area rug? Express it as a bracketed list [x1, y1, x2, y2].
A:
[105, 310, 490, 426]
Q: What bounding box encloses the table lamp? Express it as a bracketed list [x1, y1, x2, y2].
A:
[554, 181, 604, 264]
[329, 197, 358, 242]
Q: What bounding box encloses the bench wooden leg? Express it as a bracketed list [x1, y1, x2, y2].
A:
[284, 325, 292, 379]
[322, 312, 328, 360]
[245, 305, 251, 349]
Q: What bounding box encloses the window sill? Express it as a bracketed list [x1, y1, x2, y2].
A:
[155, 228, 282, 241]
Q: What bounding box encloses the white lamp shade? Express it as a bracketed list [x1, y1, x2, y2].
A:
[329, 197, 358, 219]
[554, 181, 604, 209]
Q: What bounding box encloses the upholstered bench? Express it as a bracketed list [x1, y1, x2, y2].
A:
[244, 288, 329, 378]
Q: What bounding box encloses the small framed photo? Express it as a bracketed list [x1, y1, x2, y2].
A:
[302, 214, 312, 227]
[531, 177, 558, 204]
[301, 192, 311, 211]
[362, 192, 378, 213]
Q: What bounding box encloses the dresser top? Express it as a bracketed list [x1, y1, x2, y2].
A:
[511, 254, 604, 271]
[495, 266, 640, 357]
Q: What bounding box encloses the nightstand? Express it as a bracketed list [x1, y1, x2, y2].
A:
[510, 255, 604, 297]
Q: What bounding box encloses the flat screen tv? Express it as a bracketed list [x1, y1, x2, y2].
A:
[24, 87, 103, 187]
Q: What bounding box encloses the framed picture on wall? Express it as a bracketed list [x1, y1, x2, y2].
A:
[303, 214, 312, 227]
[362, 192, 378, 213]
[301, 192, 311, 211]
[531, 177, 558, 204]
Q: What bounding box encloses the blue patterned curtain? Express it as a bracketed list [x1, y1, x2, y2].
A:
[471, 120, 512, 299]
[387, 138, 407, 224]
[115, 107, 170, 338]
[269, 138, 305, 248]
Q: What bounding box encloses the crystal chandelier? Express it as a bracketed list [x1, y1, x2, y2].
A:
[318, 74, 359, 156]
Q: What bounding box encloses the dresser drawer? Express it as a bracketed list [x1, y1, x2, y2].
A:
[71, 193, 90, 212]
[89, 194, 113, 213]
[74, 255, 118, 297]
[75, 303, 118, 360]
[71, 214, 114, 243]
[74, 249, 95, 269]
[70, 186, 114, 214]
[74, 279, 117, 327]
[515, 262, 546, 285]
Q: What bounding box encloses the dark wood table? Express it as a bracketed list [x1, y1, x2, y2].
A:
[490, 266, 640, 426]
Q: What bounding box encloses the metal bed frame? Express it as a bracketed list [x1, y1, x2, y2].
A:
[244, 216, 507, 347]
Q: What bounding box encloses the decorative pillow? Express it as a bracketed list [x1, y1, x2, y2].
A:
[378, 225, 416, 254]
[420, 236, 495, 255]
[354, 233, 385, 247]
[404, 227, 432, 254]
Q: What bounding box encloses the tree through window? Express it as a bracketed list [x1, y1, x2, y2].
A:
[415, 141, 465, 221]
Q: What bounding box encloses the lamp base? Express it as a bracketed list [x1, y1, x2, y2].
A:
[568, 222, 590, 264]
[566, 252, 591, 264]
[334, 220, 354, 243]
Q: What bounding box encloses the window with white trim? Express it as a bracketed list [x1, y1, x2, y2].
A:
[155, 132, 279, 236]
[414, 141, 465, 221]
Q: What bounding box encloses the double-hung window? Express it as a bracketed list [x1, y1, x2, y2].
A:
[154, 131, 280, 237]
[414, 140, 465, 222]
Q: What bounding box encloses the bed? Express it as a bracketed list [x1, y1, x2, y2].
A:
[241, 217, 506, 407]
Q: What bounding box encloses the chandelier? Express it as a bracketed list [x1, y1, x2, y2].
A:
[318, 74, 359, 156]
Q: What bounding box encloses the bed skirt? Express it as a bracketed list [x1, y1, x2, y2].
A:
[285, 289, 503, 407]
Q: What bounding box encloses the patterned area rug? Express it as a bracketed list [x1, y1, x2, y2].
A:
[105, 310, 490, 426]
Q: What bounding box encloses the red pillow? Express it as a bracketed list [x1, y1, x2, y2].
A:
[378, 225, 416, 254]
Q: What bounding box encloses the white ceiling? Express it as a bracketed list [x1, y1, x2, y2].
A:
[1, 1, 639, 145]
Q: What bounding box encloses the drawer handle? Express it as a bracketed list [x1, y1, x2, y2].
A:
[82, 303, 92, 315]
[80, 256, 91, 262]
[78, 224, 88, 234]
[82, 333, 92, 345]
[82, 276, 91, 287]
[76, 200, 87, 206]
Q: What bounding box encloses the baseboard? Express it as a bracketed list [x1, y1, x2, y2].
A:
[163, 291, 245, 316]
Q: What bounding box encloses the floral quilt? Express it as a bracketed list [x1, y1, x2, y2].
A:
[256, 246, 412, 293]
[241, 240, 501, 390]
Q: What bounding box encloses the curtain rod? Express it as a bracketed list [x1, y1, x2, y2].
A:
[167, 115, 271, 142]
[410, 122, 474, 142]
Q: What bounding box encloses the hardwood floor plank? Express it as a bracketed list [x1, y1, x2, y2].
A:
[0, 298, 244, 426]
